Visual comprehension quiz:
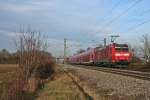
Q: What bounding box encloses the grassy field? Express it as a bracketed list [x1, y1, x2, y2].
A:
[36, 66, 86, 100]
[0, 64, 18, 95]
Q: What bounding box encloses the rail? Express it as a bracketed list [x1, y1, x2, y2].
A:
[75, 65, 150, 81]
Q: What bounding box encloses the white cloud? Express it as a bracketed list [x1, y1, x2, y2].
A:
[0, 0, 54, 13]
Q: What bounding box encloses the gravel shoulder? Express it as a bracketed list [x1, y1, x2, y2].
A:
[63, 64, 150, 100]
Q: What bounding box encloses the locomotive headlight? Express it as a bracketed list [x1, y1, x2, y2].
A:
[124, 53, 129, 56]
[115, 53, 121, 56]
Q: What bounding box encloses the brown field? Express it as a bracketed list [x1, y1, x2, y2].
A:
[0, 64, 18, 95]
[0, 64, 18, 73]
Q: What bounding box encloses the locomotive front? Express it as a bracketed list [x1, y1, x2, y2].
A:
[112, 43, 131, 65]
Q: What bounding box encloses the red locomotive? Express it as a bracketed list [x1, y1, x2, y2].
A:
[68, 43, 132, 65]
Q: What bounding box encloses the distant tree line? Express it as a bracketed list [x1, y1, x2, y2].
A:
[0, 49, 18, 64]
[0, 49, 53, 64]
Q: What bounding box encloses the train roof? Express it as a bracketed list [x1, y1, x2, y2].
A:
[69, 48, 94, 58]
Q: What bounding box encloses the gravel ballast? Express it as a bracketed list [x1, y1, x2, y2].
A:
[64, 64, 150, 100]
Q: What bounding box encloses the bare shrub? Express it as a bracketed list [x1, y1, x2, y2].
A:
[16, 31, 49, 81]
[141, 34, 150, 64]
[128, 45, 142, 64]
[1, 30, 55, 100]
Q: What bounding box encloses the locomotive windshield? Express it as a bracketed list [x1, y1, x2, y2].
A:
[115, 44, 129, 52]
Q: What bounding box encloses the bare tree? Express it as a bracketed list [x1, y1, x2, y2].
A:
[141, 34, 150, 63]
[128, 44, 142, 63]
[16, 30, 48, 81]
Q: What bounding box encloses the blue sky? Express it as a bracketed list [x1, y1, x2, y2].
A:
[0, 0, 150, 57]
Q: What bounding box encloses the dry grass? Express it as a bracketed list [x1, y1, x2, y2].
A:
[36, 66, 86, 100]
[0, 64, 18, 95]
[0, 64, 18, 73]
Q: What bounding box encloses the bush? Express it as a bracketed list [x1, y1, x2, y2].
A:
[34, 60, 55, 79]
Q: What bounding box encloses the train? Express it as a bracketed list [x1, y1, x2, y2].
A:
[68, 43, 132, 66]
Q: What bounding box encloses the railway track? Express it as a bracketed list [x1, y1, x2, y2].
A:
[75, 65, 150, 81]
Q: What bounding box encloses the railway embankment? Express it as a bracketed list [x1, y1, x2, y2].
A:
[63, 64, 150, 100]
[36, 64, 90, 100]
